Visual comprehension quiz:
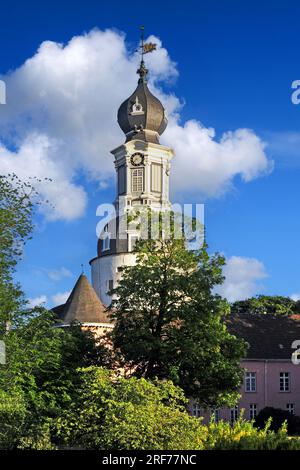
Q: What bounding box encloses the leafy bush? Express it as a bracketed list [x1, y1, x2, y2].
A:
[204, 417, 300, 450]
[0, 389, 27, 449]
[255, 407, 300, 435]
[54, 367, 300, 450]
[55, 367, 206, 450]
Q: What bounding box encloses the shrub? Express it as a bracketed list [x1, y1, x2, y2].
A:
[203, 417, 300, 450]
[0, 389, 27, 449]
[255, 407, 300, 435]
[55, 367, 207, 450]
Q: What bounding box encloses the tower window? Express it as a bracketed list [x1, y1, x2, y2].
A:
[102, 224, 110, 251]
[118, 165, 126, 195]
[132, 168, 144, 193]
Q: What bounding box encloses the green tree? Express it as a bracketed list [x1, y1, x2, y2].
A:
[231, 295, 296, 316]
[56, 367, 206, 450]
[0, 174, 37, 330]
[109, 235, 246, 409]
[0, 309, 103, 416]
[0, 309, 110, 448]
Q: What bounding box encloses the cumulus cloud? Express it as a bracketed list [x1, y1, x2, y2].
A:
[28, 295, 48, 308]
[165, 121, 271, 198]
[51, 291, 70, 305]
[0, 28, 271, 220]
[217, 255, 268, 302]
[0, 134, 87, 220]
[47, 267, 72, 281]
[291, 293, 300, 302]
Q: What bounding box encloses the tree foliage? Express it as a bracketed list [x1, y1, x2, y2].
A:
[255, 407, 300, 435]
[231, 295, 298, 316]
[0, 309, 107, 448]
[0, 174, 37, 329]
[56, 367, 205, 450]
[109, 235, 246, 408]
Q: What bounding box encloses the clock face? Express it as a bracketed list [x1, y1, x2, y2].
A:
[131, 152, 144, 166]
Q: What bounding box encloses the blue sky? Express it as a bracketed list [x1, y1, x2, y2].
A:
[1, 0, 300, 306]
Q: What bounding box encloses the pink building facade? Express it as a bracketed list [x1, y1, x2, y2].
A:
[190, 314, 300, 423]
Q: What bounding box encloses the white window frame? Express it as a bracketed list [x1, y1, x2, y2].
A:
[102, 224, 110, 252]
[128, 234, 139, 252]
[212, 408, 220, 423]
[192, 403, 201, 419]
[230, 405, 239, 424]
[132, 168, 144, 193]
[287, 403, 295, 415]
[249, 404, 257, 420]
[280, 372, 290, 392]
[245, 372, 256, 392]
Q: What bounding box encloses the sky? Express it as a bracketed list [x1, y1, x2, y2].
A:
[1, 0, 300, 306]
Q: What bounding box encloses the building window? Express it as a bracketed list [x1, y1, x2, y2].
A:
[280, 372, 290, 392]
[102, 224, 110, 251]
[128, 235, 138, 252]
[118, 164, 126, 195]
[212, 408, 220, 423]
[287, 403, 295, 415]
[245, 372, 256, 392]
[249, 404, 257, 420]
[230, 406, 239, 424]
[192, 403, 201, 418]
[132, 168, 144, 193]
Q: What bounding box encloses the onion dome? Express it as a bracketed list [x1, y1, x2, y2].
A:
[117, 60, 168, 144]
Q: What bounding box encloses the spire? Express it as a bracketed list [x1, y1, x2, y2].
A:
[117, 27, 166, 144]
[136, 26, 156, 83]
[137, 59, 148, 83]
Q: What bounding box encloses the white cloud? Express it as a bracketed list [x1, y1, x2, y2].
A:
[28, 295, 48, 308]
[165, 121, 272, 198]
[51, 291, 70, 306]
[264, 131, 300, 169]
[47, 267, 72, 281]
[217, 255, 267, 302]
[0, 28, 271, 220]
[0, 134, 87, 221]
[291, 293, 300, 302]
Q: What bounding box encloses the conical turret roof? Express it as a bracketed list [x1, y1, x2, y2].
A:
[54, 274, 110, 324]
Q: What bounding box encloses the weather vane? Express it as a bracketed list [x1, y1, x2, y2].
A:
[139, 25, 157, 59]
[137, 26, 157, 81]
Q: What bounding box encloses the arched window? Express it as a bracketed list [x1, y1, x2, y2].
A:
[102, 224, 110, 251]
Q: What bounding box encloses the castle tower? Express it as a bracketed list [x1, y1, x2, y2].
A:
[90, 38, 174, 306]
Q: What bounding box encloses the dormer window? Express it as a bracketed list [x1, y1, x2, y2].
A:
[130, 96, 144, 115]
